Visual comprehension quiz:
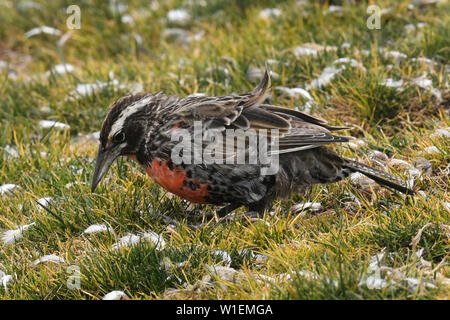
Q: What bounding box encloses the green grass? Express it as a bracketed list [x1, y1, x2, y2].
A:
[0, 0, 449, 300]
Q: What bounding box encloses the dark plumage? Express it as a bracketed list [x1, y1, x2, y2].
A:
[92, 70, 413, 216]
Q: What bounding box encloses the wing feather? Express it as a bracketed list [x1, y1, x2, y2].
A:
[169, 69, 352, 158]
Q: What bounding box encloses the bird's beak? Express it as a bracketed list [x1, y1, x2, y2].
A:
[91, 145, 121, 192]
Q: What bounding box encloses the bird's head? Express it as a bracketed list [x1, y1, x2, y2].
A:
[91, 94, 152, 192]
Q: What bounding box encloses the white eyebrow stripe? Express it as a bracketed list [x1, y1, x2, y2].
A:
[109, 95, 154, 137]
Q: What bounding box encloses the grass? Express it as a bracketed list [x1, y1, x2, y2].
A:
[0, 0, 449, 300]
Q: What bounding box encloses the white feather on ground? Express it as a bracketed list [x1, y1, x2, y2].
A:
[430, 128, 450, 138]
[0, 184, 19, 195]
[380, 78, 404, 90]
[31, 254, 65, 267]
[2, 222, 35, 245]
[275, 87, 313, 100]
[333, 57, 366, 71]
[358, 252, 437, 291]
[292, 202, 322, 213]
[36, 197, 53, 211]
[167, 9, 191, 25]
[210, 250, 232, 266]
[411, 73, 442, 102]
[1, 274, 13, 293]
[102, 290, 129, 300]
[307, 66, 346, 89]
[258, 8, 282, 20]
[25, 26, 61, 38]
[425, 146, 442, 155]
[83, 224, 110, 235]
[2, 145, 19, 159]
[44, 64, 75, 77]
[39, 120, 70, 130]
[111, 231, 166, 251]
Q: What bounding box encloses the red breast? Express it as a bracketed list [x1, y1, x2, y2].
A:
[127, 156, 210, 203]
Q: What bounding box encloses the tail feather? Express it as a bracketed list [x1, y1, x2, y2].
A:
[343, 158, 414, 195]
[244, 69, 271, 108]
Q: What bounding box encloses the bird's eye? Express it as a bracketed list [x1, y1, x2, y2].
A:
[113, 132, 126, 143]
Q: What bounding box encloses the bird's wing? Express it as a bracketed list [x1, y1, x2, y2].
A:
[168, 70, 352, 157]
[172, 70, 291, 132]
[255, 103, 353, 154]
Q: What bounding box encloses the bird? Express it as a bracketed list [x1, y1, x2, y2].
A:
[91, 70, 412, 218]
